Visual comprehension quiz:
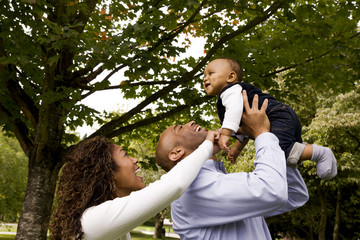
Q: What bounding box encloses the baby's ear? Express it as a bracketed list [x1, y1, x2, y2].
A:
[168, 146, 185, 162]
[227, 71, 237, 83]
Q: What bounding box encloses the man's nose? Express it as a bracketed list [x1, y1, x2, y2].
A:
[186, 121, 195, 126]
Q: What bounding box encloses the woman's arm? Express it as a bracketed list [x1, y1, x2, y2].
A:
[81, 140, 213, 240]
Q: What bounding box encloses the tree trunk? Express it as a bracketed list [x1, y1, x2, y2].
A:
[318, 188, 329, 240]
[15, 155, 60, 240]
[303, 227, 314, 240]
[333, 187, 341, 240]
[153, 213, 165, 239]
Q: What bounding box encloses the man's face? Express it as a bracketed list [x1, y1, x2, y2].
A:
[158, 121, 208, 157]
[203, 59, 233, 96]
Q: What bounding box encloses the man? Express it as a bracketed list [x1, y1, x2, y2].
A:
[156, 91, 309, 239]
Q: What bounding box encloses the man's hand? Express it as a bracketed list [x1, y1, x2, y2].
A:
[238, 90, 270, 139]
[205, 130, 220, 143]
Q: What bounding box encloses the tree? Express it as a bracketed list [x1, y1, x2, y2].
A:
[266, 83, 360, 239]
[0, 0, 359, 239]
[303, 84, 360, 240]
[0, 132, 28, 222]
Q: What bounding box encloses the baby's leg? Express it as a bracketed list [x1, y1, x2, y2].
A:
[287, 142, 306, 167]
[289, 143, 337, 179]
[307, 144, 337, 180]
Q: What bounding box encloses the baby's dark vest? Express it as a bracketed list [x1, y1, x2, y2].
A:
[216, 82, 279, 127]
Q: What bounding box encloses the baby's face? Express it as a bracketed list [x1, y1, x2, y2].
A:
[203, 59, 233, 96]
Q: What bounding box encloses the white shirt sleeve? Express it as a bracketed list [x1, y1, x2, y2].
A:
[81, 140, 213, 240]
[220, 84, 243, 132]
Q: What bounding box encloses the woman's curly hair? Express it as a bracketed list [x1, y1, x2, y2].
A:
[50, 136, 118, 240]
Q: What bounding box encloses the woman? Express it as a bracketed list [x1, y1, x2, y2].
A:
[50, 129, 218, 240]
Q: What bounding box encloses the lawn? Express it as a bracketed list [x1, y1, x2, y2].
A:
[0, 225, 15, 233]
[0, 224, 178, 240]
[0, 232, 177, 240]
[0, 236, 15, 240]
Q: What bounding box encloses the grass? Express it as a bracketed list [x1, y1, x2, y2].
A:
[0, 225, 178, 240]
[130, 231, 178, 240]
[0, 225, 16, 233]
[0, 233, 176, 240]
[135, 225, 175, 234]
[0, 235, 15, 240]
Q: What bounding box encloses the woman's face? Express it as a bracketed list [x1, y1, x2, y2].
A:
[112, 145, 146, 197]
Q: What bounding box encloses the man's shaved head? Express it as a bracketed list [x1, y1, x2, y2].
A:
[156, 121, 209, 172]
[156, 126, 178, 172]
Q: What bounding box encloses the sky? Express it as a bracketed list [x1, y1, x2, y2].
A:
[76, 36, 207, 137]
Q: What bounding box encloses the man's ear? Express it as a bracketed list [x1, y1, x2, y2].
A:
[227, 71, 237, 83]
[168, 146, 185, 162]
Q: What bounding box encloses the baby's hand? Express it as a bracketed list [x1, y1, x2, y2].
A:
[218, 134, 230, 152]
[205, 130, 220, 143]
[228, 148, 241, 164]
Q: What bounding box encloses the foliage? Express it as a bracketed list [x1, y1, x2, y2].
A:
[267, 83, 360, 239]
[0, 0, 359, 238]
[0, 132, 27, 222]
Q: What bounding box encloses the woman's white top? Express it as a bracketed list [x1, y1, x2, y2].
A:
[81, 140, 213, 240]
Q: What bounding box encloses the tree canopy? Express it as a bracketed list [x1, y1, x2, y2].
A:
[0, 0, 359, 239]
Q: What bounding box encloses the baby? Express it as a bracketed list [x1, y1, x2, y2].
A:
[203, 57, 337, 179]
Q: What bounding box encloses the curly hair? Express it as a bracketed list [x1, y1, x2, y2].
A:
[50, 136, 118, 240]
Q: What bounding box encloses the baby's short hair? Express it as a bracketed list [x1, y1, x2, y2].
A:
[218, 57, 242, 81]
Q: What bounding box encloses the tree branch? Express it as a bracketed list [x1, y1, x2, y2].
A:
[149, 0, 209, 52]
[73, 0, 99, 33]
[263, 20, 360, 78]
[90, 95, 212, 139]
[107, 104, 188, 138]
[89, 0, 288, 137]
[72, 65, 105, 92]
[81, 74, 202, 99]
[0, 26, 39, 129]
[78, 1, 209, 97]
[79, 0, 208, 90]
[6, 79, 39, 129]
[262, 49, 332, 77]
[0, 103, 33, 155]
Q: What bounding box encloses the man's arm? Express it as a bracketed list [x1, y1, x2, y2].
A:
[266, 166, 309, 217]
[171, 91, 288, 228]
[241, 90, 308, 216]
[171, 132, 288, 228]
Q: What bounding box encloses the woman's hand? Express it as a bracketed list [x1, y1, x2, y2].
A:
[205, 130, 220, 143]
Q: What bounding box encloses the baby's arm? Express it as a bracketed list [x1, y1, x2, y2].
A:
[228, 138, 249, 164]
[218, 128, 232, 152]
[220, 85, 243, 151]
